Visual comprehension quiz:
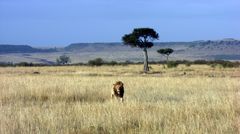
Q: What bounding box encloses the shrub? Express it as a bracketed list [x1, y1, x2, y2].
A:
[193, 60, 208, 64]
[107, 61, 118, 66]
[185, 62, 191, 67]
[88, 58, 104, 66]
[0, 62, 14, 67]
[167, 61, 179, 68]
[56, 55, 71, 65]
[209, 60, 239, 68]
[16, 62, 33, 67]
[221, 62, 237, 68]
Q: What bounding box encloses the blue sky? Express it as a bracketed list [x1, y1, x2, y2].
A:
[0, 0, 240, 46]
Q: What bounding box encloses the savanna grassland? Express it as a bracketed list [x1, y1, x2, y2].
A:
[0, 65, 240, 134]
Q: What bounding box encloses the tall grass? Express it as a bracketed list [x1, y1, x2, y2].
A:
[0, 65, 239, 133]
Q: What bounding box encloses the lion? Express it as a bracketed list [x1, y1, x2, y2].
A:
[111, 81, 124, 102]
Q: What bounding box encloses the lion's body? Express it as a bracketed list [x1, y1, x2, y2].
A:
[111, 81, 124, 102]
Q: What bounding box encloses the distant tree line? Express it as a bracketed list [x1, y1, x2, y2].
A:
[0, 59, 239, 68]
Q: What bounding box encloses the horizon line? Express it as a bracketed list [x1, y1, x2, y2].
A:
[0, 38, 239, 47]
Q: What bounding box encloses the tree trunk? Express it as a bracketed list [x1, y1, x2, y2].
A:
[143, 47, 149, 73]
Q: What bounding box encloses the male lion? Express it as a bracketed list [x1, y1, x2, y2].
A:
[111, 81, 124, 102]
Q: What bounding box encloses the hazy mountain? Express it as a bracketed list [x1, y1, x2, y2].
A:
[64, 39, 240, 52]
[64, 42, 190, 52]
[64, 43, 130, 52]
[0, 44, 57, 54]
[0, 39, 239, 64]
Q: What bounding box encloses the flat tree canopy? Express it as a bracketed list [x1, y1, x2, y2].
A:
[157, 48, 174, 56]
[122, 28, 159, 48]
[157, 48, 174, 62]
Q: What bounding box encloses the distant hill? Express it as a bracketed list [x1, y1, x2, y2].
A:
[0, 39, 239, 64]
[64, 39, 240, 53]
[62, 39, 240, 61]
[64, 43, 128, 52]
[184, 39, 240, 54]
[0, 44, 57, 54]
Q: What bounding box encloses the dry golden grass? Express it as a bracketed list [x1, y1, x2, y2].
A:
[0, 65, 239, 134]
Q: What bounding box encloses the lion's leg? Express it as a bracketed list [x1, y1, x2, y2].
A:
[111, 93, 114, 99]
[111, 90, 115, 101]
[120, 97, 123, 102]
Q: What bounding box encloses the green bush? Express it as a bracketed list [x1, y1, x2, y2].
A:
[16, 62, 33, 67]
[210, 64, 217, 68]
[221, 62, 236, 68]
[167, 61, 179, 68]
[185, 62, 191, 67]
[107, 61, 118, 66]
[88, 58, 104, 66]
[209, 61, 239, 68]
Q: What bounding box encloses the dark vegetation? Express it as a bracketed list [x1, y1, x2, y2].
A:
[56, 55, 71, 65]
[0, 59, 239, 68]
[88, 58, 105, 66]
[167, 61, 179, 68]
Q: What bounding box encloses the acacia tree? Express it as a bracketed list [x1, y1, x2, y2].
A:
[122, 28, 159, 73]
[56, 55, 71, 65]
[157, 48, 174, 62]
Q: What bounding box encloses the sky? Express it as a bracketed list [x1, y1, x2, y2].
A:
[0, 0, 240, 47]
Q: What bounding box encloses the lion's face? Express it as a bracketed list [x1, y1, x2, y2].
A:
[116, 88, 121, 94]
[112, 81, 124, 97]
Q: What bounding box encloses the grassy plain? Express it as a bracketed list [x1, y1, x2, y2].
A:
[0, 65, 239, 134]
